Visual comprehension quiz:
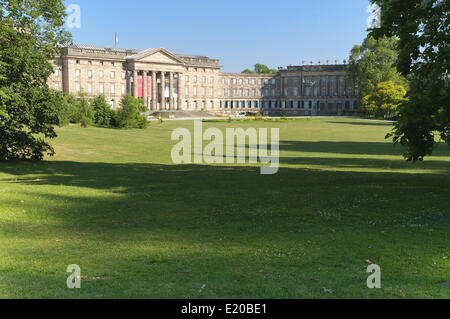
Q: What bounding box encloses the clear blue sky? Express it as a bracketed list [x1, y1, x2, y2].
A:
[65, 0, 371, 72]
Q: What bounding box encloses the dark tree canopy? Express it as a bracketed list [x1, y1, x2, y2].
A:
[369, 0, 449, 161]
[0, 0, 71, 160]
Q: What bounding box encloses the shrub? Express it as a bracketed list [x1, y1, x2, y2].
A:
[66, 94, 80, 124]
[77, 93, 94, 128]
[92, 94, 113, 126]
[114, 95, 148, 129]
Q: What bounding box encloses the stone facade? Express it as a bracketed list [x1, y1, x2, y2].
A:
[48, 44, 360, 115]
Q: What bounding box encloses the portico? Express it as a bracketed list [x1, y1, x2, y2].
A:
[126, 48, 185, 111]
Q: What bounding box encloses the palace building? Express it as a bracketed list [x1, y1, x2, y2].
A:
[48, 44, 360, 115]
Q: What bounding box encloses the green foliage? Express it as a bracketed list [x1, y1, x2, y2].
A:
[77, 94, 94, 128]
[361, 81, 407, 118]
[92, 94, 113, 126]
[242, 64, 277, 74]
[52, 91, 77, 127]
[346, 36, 407, 102]
[114, 95, 148, 129]
[0, 0, 71, 161]
[65, 94, 79, 124]
[370, 0, 450, 162]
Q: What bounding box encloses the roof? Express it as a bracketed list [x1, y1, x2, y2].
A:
[176, 53, 213, 60]
[66, 44, 140, 54]
[66, 44, 215, 60]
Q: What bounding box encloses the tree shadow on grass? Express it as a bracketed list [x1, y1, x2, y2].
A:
[0, 161, 449, 298]
[279, 140, 450, 157]
[325, 120, 394, 127]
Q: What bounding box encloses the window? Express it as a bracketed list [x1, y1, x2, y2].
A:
[232, 78, 236, 85]
[194, 76, 197, 83]
[245, 79, 249, 85]
[222, 78, 225, 84]
[252, 89, 256, 97]
[252, 79, 255, 85]
[110, 71, 115, 79]
[185, 101, 189, 109]
[54, 83, 60, 90]
[88, 83, 93, 93]
[99, 71, 104, 78]
[222, 88, 226, 96]
[88, 70, 92, 78]
[259, 79, 262, 85]
[122, 84, 126, 94]
[202, 76, 206, 83]
[54, 69, 60, 77]
[202, 87, 205, 96]
[111, 99, 115, 108]
[76, 69, 80, 77]
[88, 61, 92, 65]
[193, 87, 197, 96]
[227, 79, 231, 85]
[210, 76, 214, 84]
[271, 89, 275, 96]
[111, 84, 115, 94]
[210, 87, 214, 97]
[100, 61, 104, 66]
[76, 83, 81, 92]
[122, 72, 126, 80]
[111, 62, 115, 66]
[99, 83, 104, 94]
[239, 79, 243, 85]
[185, 75, 189, 82]
[185, 87, 189, 96]
[271, 79, 276, 85]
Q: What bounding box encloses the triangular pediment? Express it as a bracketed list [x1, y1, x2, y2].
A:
[127, 48, 185, 65]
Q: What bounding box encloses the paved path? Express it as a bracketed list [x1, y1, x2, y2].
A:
[148, 116, 394, 123]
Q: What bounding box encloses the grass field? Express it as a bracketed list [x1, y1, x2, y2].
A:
[0, 118, 449, 298]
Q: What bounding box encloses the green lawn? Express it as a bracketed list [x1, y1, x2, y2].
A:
[0, 118, 449, 298]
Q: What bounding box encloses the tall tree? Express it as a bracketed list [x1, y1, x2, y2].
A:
[0, 0, 71, 160]
[346, 36, 407, 102]
[370, 0, 449, 161]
